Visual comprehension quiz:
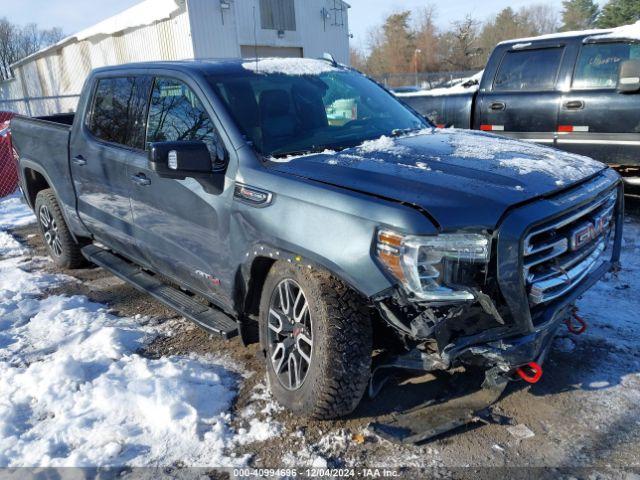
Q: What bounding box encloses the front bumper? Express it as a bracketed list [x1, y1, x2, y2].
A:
[385, 171, 624, 374]
[448, 171, 623, 370]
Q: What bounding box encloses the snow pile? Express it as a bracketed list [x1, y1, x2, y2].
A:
[395, 71, 483, 98]
[236, 383, 283, 445]
[0, 193, 36, 229]
[357, 136, 409, 156]
[0, 244, 243, 466]
[0, 195, 278, 467]
[242, 58, 338, 76]
[587, 20, 640, 42]
[447, 130, 604, 185]
[0, 231, 24, 257]
[500, 20, 640, 45]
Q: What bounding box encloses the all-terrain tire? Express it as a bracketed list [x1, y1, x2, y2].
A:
[34, 189, 86, 269]
[259, 261, 373, 419]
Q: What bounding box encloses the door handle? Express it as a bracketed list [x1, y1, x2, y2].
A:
[490, 101, 506, 111]
[72, 155, 87, 166]
[564, 100, 585, 110]
[130, 173, 151, 186]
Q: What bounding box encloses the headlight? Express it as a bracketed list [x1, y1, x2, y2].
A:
[376, 229, 490, 302]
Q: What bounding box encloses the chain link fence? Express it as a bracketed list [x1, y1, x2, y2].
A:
[0, 111, 19, 198]
[372, 70, 481, 89]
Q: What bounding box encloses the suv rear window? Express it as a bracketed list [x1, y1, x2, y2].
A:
[494, 48, 564, 92]
[86, 76, 152, 149]
[573, 42, 640, 89]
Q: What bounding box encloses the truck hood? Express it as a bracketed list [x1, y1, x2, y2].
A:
[269, 129, 607, 230]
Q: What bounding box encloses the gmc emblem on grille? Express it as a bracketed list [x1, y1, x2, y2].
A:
[569, 212, 612, 251]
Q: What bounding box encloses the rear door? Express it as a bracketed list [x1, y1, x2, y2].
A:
[128, 74, 235, 307]
[477, 46, 565, 145]
[557, 41, 640, 166]
[70, 75, 152, 260]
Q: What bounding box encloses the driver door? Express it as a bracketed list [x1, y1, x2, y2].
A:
[128, 74, 234, 306]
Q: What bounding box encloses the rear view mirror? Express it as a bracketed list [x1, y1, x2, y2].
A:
[618, 59, 640, 93]
[148, 141, 213, 179]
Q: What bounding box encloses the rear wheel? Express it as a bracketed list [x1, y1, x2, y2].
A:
[35, 189, 85, 269]
[259, 261, 372, 419]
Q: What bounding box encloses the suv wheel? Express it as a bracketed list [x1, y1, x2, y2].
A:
[259, 261, 372, 419]
[35, 189, 85, 269]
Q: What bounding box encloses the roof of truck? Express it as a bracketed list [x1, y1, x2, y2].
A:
[92, 57, 347, 77]
[498, 20, 640, 47]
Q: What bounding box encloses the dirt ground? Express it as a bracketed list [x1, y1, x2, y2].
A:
[8, 199, 640, 476]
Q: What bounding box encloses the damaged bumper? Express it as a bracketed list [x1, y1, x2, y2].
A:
[376, 172, 624, 377]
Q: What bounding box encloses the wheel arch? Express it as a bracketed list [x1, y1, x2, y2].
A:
[22, 166, 50, 209]
[236, 244, 377, 345]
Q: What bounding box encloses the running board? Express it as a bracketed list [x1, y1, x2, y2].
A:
[81, 245, 238, 339]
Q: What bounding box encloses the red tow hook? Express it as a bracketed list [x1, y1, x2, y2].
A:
[566, 307, 587, 335]
[516, 362, 543, 384]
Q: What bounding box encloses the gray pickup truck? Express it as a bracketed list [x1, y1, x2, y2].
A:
[11, 58, 623, 421]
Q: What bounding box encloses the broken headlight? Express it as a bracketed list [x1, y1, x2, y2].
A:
[376, 229, 490, 302]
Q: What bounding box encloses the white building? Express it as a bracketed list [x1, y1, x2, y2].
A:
[0, 0, 350, 116]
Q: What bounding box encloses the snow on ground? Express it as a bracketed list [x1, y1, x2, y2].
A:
[561, 216, 640, 427]
[0, 197, 276, 467]
[0, 193, 37, 229]
[242, 58, 338, 76]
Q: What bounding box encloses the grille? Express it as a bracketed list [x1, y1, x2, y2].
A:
[523, 189, 617, 305]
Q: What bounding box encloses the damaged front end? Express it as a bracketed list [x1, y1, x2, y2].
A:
[372, 174, 624, 390]
[368, 175, 623, 444]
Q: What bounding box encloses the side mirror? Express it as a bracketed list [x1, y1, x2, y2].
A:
[148, 141, 213, 179]
[618, 59, 640, 93]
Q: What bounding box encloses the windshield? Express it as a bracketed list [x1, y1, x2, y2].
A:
[207, 67, 429, 158]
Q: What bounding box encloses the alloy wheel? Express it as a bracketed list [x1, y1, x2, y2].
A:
[39, 204, 63, 257]
[267, 278, 314, 390]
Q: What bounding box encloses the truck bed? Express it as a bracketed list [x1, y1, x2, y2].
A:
[11, 114, 78, 223]
[399, 91, 475, 129]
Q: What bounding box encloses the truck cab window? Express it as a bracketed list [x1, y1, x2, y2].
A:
[573, 42, 640, 89]
[494, 48, 563, 92]
[146, 77, 224, 161]
[86, 76, 151, 149]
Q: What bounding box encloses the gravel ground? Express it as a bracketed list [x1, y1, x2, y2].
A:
[5, 200, 640, 476]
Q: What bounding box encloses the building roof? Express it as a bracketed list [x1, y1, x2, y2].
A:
[12, 0, 181, 69]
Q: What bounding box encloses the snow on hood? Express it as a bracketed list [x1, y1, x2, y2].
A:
[242, 58, 339, 76]
[269, 129, 610, 229]
[448, 130, 604, 186]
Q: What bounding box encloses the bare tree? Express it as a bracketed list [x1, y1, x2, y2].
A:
[438, 16, 482, 70]
[0, 18, 65, 80]
[414, 5, 440, 73]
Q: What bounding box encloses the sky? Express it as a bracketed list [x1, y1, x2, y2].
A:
[3, 0, 610, 49]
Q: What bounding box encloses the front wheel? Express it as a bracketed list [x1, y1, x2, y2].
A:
[259, 261, 372, 419]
